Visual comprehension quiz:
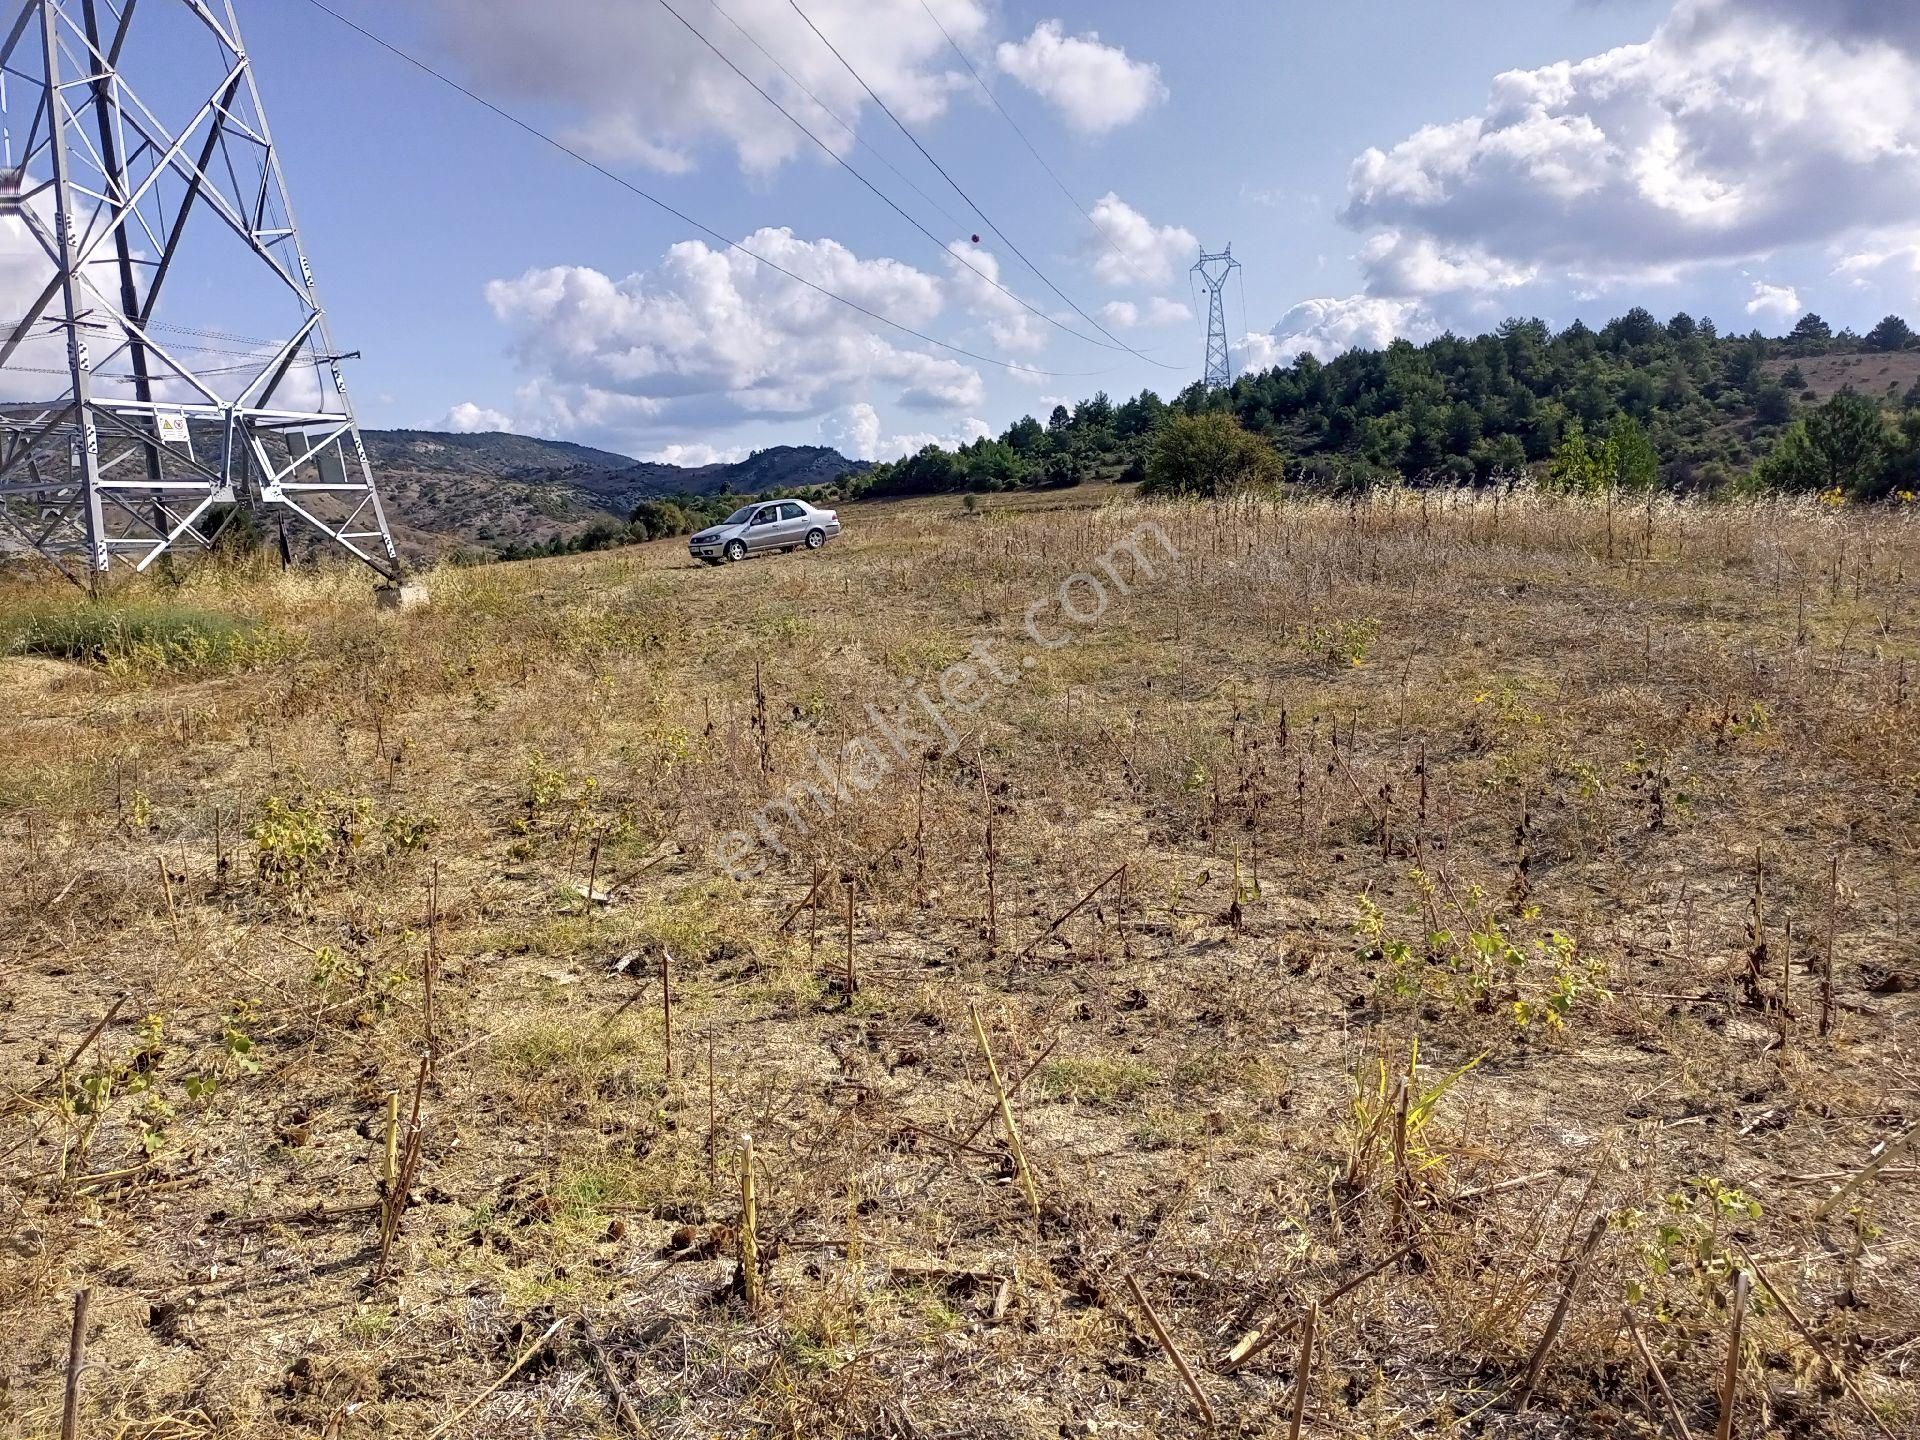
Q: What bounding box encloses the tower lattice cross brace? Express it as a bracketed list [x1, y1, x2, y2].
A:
[0, 0, 398, 587]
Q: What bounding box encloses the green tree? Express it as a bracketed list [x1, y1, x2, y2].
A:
[1754, 382, 1793, 426]
[1619, 369, 1658, 417]
[1545, 423, 1604, 494]
[1115, 389, 1167, 439]
[1755, 424, 1821, 494]
[1601, 413, 1661, 491]
[629, 498, 690, 539]
[1361, 413, 1413, 470]
[1041, 444, 1083, 488]
[762, 304, 1910, 506]
[1754, 390, 1888, 497]
[1142, 412, 1281, 497]
[1073, 390, 1115, 431]
[207, 500, 273, 558]
[1475, 432, 1528, 480]
[1173, 380, 1215, 415]
[1443, 401, 1483, 455]
[1789, 313, 1833, 352]
[1003, 414, 1045, 456]
[1881, 410, 1920, 497]
[868, 443, 967, 496]
[1605, 307, 1662, 349]
[962, 438, 1025, 490]
[1867, 314, 1914, 352]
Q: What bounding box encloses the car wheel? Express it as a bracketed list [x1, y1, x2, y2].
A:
[724, 539, 747, 562]
[805, 528, 826, 549]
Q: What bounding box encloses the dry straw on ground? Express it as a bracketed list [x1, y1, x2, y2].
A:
[2, 483, 1917, 1438]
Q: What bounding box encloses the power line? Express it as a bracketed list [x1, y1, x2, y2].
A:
[0, 318, 285, 353]
[786, 0, 1180, 372]
[150, 322, 280, 347]
[1235, 263, 1251, 375]
[914, 0, 1130, 269]
[707, 0, 968, 236]
[652, 0, 1126, 355]
[290, 0, 1105, 382]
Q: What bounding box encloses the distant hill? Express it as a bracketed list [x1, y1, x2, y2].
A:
[361, 430, 641, 477]
[852, 308, 1920, 499]
[360, 430, 869, 559]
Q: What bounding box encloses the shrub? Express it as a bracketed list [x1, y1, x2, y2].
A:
[1142, 412, 1281, 497]
[250, 793, 372, 886]
[250, 792, 435, 887]
[629, 498, 691, 539]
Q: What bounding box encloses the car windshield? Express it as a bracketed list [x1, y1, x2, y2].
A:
[722, 506, 758, 525]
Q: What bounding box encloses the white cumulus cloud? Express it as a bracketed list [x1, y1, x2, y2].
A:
[1728, 0, 1920, 52]
[1744, 280, 1802, 318]
[0, 200, 333, 412]
[943, 241, 1047, 354]
[479, 227, 985, 451]
[995, 20, 1166, 134]
[1143, 296, 1193, 326]
[1255, 296, 1441, 366]
[1360, 230, 1536, 298]
[1231, 332, 1288, 374]
[641, 441, 750, 466]
[1338, 0, 1920, 297]
[820, 401, 989, 461]
[0, 209, 77, 404]
[422, 0, 988, 172]
[441, 401, 513, 433]
[1086, 193, 1197, 287]
[1099, 296, 1191, 329]
[1835, 232, 1920, 307]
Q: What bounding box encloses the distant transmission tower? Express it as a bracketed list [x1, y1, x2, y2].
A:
[0, 0, 399, 589]
[1192, 244, 1241, 391]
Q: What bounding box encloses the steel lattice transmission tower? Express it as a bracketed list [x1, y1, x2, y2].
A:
[1192, 244, 1240, 392]
[0, 0, 399, 588]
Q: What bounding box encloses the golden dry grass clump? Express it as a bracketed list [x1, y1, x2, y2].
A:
[1, 484, 1917, 1438]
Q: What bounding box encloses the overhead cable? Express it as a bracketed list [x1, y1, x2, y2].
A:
[914, 0, 1132, 269]
[654, 0, 1129, 354]
[787, 0, 1180, 371]
[292, 0, 1109, 381]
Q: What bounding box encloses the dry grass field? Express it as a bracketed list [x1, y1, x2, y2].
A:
[2, 486, 1918, 1439]
[1761, 351, 1920, 404]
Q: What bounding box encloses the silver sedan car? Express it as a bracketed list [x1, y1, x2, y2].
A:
[688, 499, 842, 565]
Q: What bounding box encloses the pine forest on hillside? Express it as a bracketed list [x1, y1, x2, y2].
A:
[855, 309, 1920, 502]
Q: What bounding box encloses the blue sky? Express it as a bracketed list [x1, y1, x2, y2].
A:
[213, 0, 1920, 461]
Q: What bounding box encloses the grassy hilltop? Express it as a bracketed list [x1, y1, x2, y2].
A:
[2, 485, 1918, 1437]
